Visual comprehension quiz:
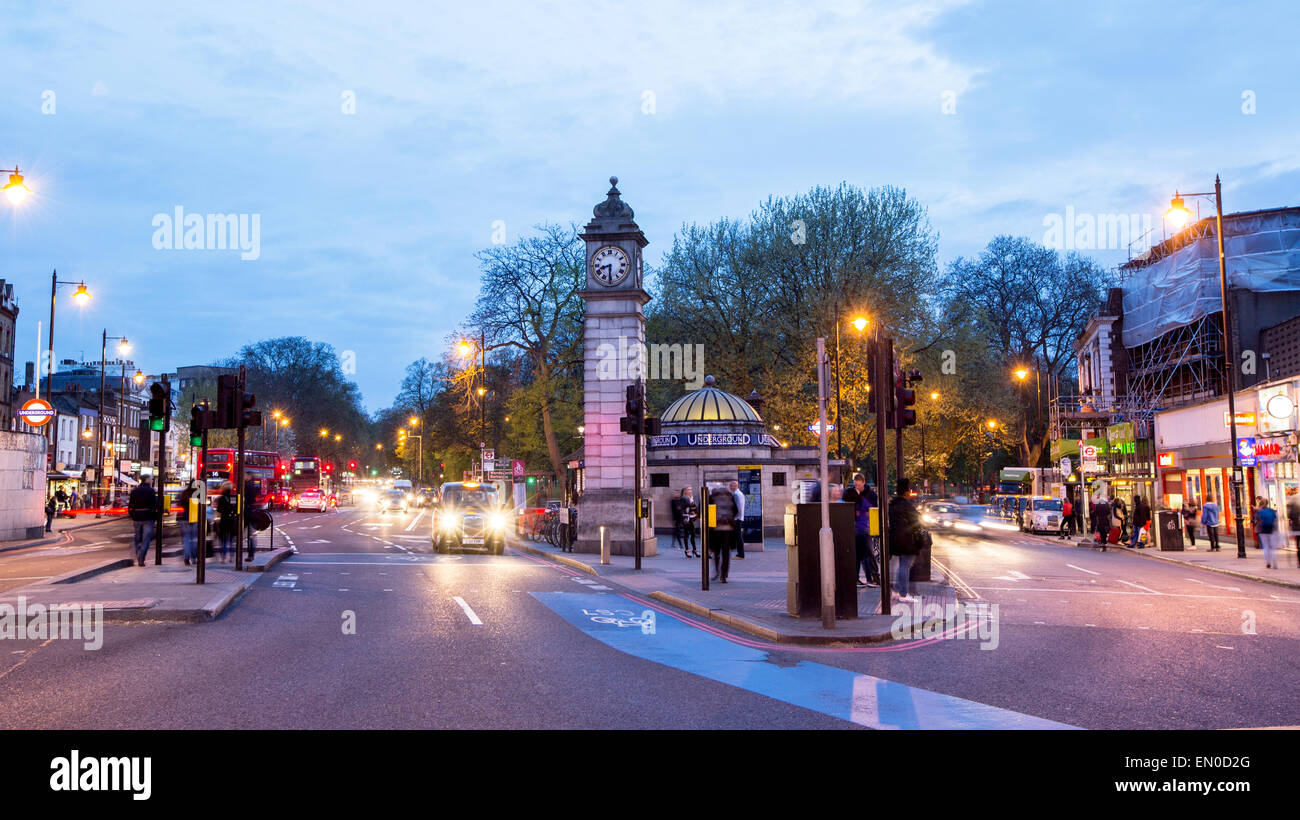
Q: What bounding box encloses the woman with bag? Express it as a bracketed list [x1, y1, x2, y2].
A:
[177, 481, 198, 566]
[888, 478, 924, 603]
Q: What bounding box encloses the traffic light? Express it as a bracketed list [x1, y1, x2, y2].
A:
[216, 374, 238, 428]
[324, 462, 333, 473]
[625, 383, 643, 419]
[189, 404, 215, 446]
[526, 475, 536, 486]
[348, 460, 357, 471]
[240, 391, 261, 428]
[893, 367, 919, 429]
[148, 382, 170, 432]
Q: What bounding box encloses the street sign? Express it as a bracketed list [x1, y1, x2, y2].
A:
[807, 421, 836, 434]
[1080, 444, 1098, 459]
[18, 398, 54, 427]
[483, 458, 495, 472]
[482, 449, 495, 462]
[1058, 457, 1071, 474]
[1224, 411, 1257, 427]
[512, 459, 525, 479]
[1237, 437, 1257, 467]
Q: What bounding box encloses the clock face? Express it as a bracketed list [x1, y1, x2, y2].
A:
[591, 245, 630, 286]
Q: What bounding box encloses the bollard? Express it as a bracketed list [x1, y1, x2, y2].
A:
[600, 525, 610, 565]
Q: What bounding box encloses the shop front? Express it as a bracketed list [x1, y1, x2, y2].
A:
[1154, 397, 1256, 536]
[1254, 380, 1299, 517]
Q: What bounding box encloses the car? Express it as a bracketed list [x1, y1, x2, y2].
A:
[416, 488, 439, 508]
[922, 503, 988, 536]
[377, 489, 408, 514]
[292, 488, 329, 512]
[1021, 497, 1064, 534]
[434, 481, 508, 554]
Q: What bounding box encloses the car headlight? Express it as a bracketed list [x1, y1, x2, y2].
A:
[440, 515, 460, 532]
[489, 513, 506, 531]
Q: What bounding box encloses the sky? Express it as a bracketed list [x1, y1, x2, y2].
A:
[2, 0, 1297, 413]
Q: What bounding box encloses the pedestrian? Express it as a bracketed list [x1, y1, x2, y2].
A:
[1201, 493, 1221, 551]
[1257, 498, 1280, 569]
[44, 495, 56, 533]
[1112, 496, 1128, 542]
[673, 487, 699, 558]
[177, 481, 198, 566]
[1092, 495, 1111, 551]
[216, 481, 237, 562]
[888, 478, 923, 603]
[1129, 494, 1151, 549]
[729, 480, 746, 560]
[1251, 497, 1265, 550]
[55, 487, 68, 512]
[244, 479, 260, 561]
[707, 484, 736, 583]
[1288, 493, 1300, 566]
[70, 489, 79, 510]
[127, 476, 157, 566]
[1059, 497, 1074, 540]
[842, 473, 880, 587]
[1181, 499, 1198, 547]
[670, 488, 687, 552]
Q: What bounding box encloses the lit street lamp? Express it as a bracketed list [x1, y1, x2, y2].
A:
[2, 167, 31, 206]
[1166, 175, 1246, 558]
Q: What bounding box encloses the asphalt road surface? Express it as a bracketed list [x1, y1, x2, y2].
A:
[1, 505, 1295, 729]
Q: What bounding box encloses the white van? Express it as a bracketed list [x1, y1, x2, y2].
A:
[392, 479, 412, 491]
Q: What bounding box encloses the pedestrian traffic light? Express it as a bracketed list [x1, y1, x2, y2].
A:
[240, 392, 260, 428]
[148, 382, 170, 432]
[216, 374, 238, 429]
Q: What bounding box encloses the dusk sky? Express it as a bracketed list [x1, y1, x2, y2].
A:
[3, 0, 1296, 412]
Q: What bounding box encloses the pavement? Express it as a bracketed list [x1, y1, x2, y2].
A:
[1037, 528, 1300, 590]
[0, 510, 126, 554]
[0, 527, 294, 621]
[513, 533, 959, 644]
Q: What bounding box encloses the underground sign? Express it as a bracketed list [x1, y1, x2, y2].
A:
[19, 398, 55, 427]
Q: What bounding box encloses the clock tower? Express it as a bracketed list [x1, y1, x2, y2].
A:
[575, 177, 656, 557]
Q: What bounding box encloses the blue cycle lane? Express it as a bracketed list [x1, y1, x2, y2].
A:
[532, 591, 1077, 730]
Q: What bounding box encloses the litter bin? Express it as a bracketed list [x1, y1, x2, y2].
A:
[1157, 509, 1184, 551]
[785, 503, 857, 619]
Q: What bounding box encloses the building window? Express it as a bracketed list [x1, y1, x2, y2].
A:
[771, 472, 786, 486]
[650, 473, 670, 488]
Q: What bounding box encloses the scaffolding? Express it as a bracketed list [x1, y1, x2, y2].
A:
[1124, 313, 1226, 412]
[1049, 394, 1152, 440]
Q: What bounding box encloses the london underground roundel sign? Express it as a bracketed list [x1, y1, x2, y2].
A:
[19, 398, 55, 427]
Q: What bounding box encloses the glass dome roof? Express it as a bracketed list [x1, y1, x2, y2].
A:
[661, 377, 763, 424]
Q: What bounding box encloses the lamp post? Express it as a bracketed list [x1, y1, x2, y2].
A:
[45, 271, 91, 458]
[408, 417, 423, 484]
[832, 314, 870, 470]
[1166, 176, 1245, 557]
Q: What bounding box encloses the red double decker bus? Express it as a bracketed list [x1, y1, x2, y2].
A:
[199, 449, 287, 507]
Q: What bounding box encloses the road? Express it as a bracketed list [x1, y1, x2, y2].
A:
[1, 505, 1296, 729]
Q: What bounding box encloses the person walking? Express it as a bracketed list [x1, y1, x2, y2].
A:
[55, 487, 69, 512]
[1257, 498, 1280, 569]
[670, 488, 687, 553]
[1288, 493, 1300, 567]
[888, 478, 923, 602]
[1129, 494, 1151, 549]
[1201, 493, 1221, 552]
[177, 481, 198, 566]
[842, 474, 879, 587]
[1251, 497, 1265, 550]
[127, 476, 157, 566]
[1181, 499, 1198, 547]
[1112, 496, 1128, 543]
[729, 480, 746, 560]
[215, 481, 237, 562]
[1092, 495, 1111, 551]
[243, 479, 260, 561]
[69, 488, 79, 510]
[682, 487, 699, 558]
[44, 495, 56, 533]
[707, 484, 736, 583]
[1059, 497, 1074, 540]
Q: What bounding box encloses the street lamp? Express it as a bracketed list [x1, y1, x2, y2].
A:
[2, 168, 31, 206]
[95, 332, 131, 510]
[834, 312, 870, 467]
[43, 271, 92, 462]
[1165, 176, 1246, 558]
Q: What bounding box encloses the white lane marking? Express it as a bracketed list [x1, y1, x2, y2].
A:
[1117, 579, 1161, 595]
[0, 576, 53, 581]
[453, 596, 483, 625]
[1184, 577, 1242, 592]
[991, 569, 1032, 581]
[1216, 645, 1234, 650]
[1085, 623, 1097, 627]
[589, 585, 612, 591]
[405, 510, 425, 532]
[338, 588, 349, 591]
[392, 535, 426, 540]
[306, 540, 330, 544]
[1066, 564, 1100, 576]
[1033, 621, 1045, 624]
[1138, 626, 1151, 630]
